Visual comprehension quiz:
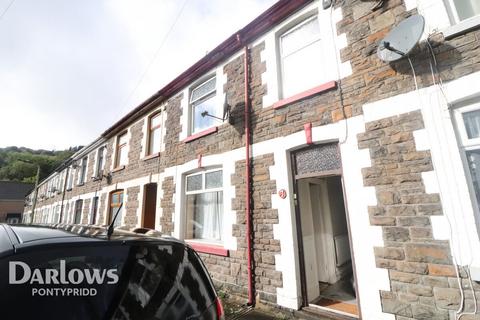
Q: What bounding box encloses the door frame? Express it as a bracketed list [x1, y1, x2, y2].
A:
[289, 146, 362, 318]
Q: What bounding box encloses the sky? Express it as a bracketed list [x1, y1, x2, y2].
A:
[0, 0, 277, 150]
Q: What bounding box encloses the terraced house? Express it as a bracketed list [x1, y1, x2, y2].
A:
[23, 0, 480, 318]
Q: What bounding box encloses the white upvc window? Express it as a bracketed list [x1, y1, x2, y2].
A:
[78, 156, 88, 185]
[185, 168, 223, 243]
[67, 166, 74, 190]
[94, 146, 105, 178]
[147, 112, 163, 155]
[445, 0, 480, 23]
[115, 132, 128, 167]
[189, 76, 218, 134]
[279, 14, 324, 98]
[454, 102, 480, 221]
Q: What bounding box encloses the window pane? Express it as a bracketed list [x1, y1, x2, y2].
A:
[186, 191, 223, 241]
[281, 17, 320, 57]
[150, 113, 161, 128]
[205, 170, 222, 189]
[453, 0, 480, 21]
[282, 40, 323, 97]
[463, 109, 480, 139]
[149, 127, 161, 154]
[467, 149, 480, 210]
[119, 133, 128, 145]
[193, 94, 217, 133]
[187, 174, 202, 192]
[110, 207, 123, 227]
[191, 77, 216, 103]
[119, 145, 127, 165]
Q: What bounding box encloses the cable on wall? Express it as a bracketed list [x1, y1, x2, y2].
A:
[329, 0, 349, 144]
[410, 36, 479, 318]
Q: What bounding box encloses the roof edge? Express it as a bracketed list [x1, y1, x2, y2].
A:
[101, 0, 313, 138]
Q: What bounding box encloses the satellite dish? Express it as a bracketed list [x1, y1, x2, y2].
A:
[377, 14, 425, 62]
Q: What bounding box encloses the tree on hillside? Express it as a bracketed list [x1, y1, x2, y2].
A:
[0, 147, 81, 183]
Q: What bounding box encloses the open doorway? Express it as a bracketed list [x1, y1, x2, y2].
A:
[297, 175, 358, 317]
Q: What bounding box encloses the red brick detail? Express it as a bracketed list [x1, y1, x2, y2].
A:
[187, 241, 229, 256]
[183, 126, 218, 143]
[272, 81, 337, 109]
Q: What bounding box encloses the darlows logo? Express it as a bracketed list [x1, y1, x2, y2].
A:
[9, 260, 119, 296]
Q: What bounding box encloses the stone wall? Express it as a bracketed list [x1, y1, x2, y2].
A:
[359, 110, 480, 319]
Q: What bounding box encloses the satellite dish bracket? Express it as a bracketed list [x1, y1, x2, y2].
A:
[381, 41, 406, 57]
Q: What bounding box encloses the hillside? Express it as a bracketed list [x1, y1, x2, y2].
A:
[0, 146, 82, 183]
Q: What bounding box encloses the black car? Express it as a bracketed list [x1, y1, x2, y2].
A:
[0, 223, 225, 320]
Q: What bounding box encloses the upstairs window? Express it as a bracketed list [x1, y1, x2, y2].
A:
[95, 146, 105, 178]
[148, 112, 162, 155]
[67, 167, 74, 190]
[115, 132, 128, 168]
[185, 169, 223, 242]
[190, 76, 218, 134]
[447, 0, 480, 22]
[78, 156, 88, 185]
[279, 15, 324, 98]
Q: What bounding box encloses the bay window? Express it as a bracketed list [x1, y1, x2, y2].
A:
[279, 15, 324, 98]
[189, 76, 218, 134]
[185, 169, 223, 242]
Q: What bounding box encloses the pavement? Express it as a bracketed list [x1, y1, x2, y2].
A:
[227, 308, 278, 319]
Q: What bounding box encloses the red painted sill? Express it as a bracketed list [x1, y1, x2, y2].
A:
[187, 241, 229, 256]
[273, 81, 337, 110]
[183, 126, 218, 143]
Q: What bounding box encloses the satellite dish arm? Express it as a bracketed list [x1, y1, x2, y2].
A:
[381, 41, 406, 56]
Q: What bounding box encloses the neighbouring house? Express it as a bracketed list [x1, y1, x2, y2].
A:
[0, 181, 33, 223]
[24, 0, 480, 318]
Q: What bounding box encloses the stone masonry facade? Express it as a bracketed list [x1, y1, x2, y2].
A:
[359, 111, 480, 319]
[23, 0, 480, 318]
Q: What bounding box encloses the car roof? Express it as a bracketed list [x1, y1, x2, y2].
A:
[0, 223, 181, 255]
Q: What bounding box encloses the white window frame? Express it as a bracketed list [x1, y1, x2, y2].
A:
[94, 146, 106, 178]
[444, 0, 480, 24]
[189, 75, 219, 135]
[277, 13, 325, 99]
[453, 103, 480, 221]
[184, 168, 224, 245]
[67, 166, 74, 190]
[115, 131, 128, 168]
[77, 156, 88, 185]
[147, 111, 163, 155]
